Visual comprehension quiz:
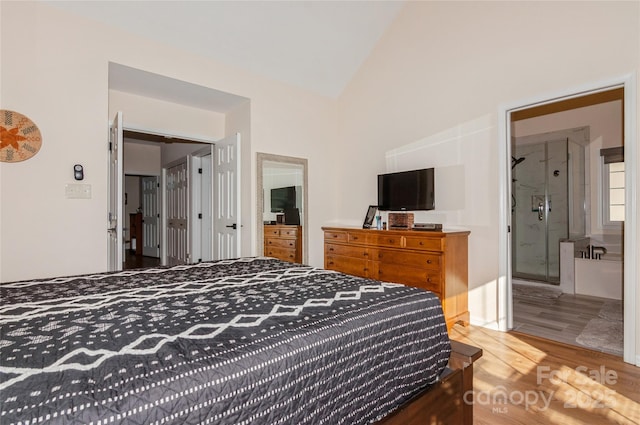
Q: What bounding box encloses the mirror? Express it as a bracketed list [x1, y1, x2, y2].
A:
[257, 153, 308, 264]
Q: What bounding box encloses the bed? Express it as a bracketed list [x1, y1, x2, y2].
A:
[0, 257, 480, 424]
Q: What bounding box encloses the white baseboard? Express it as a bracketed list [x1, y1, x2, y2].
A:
[470, 316, 500, 331]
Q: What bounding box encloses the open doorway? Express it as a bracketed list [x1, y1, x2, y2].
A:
[124, 174, 161, 269]
[510, 90, 624, 356]
[500, 79, 637, 364]
[123, 130, 210, 270]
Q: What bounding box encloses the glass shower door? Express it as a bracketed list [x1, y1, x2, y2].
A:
[512, 139, 568, 283]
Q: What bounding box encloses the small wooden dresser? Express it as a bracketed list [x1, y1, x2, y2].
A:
[322, 226, 469, 331]
[264, 224, 302, 263]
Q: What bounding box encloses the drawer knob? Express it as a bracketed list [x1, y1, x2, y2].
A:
[333, 234, 338, 238]
[329, 247, 334, 252]
[426, 259, 432, 264]
[419, 241, 424, 246]
[353, 236, 359, 240]
[388, 239, 394, 243]
[363, 252, 368, 257]
[427, 278, 432, 283]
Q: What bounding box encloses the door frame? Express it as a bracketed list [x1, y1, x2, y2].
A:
[498, 74, 637, 365]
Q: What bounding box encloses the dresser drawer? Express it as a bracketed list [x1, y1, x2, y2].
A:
[377, 263, 441, 292]
[325, 231, 348, 243]
[325, 255, 371, 278]
[266, 238, 297, 249]
[376, 249, 441, 270]
[404, 236, 443, 251]
[264, 227, 281, 237]
[279, 227, 298, 238]
[369, 234, 403, 248]
[347, 232, 368, 244]
[325, 243, 370, 259]
[265, 246, 298, 262]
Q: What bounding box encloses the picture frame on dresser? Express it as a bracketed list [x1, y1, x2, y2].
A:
[362, 205, 378, 229]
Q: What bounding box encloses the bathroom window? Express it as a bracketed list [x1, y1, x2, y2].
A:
[605, 162, 625, 222]
[601, 146, 624, 225]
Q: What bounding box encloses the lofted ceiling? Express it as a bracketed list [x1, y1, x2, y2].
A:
[45, 1, 404, 99]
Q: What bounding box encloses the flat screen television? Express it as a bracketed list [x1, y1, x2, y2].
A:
[270, 186, 296, 213]
[377, 168, 435, 211]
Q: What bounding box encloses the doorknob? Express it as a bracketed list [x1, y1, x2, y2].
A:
[538, 202, 544, 221]
[226, 223, 237, 229]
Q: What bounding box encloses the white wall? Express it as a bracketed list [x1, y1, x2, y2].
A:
[334, 1, 639, 332]
[109, 90, 226, 140]
[0, 1, 335, 281]
[123, 143, 161, 175]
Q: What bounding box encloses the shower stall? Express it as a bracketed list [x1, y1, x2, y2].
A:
[511, 136, 586, 284]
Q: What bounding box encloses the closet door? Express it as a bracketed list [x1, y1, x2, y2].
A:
[141, 176, 160, 258]
[166, 160, 189, 265]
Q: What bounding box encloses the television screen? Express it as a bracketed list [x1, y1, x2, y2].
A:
[377, 168, 434, 211]
[270, 186, 296, 213]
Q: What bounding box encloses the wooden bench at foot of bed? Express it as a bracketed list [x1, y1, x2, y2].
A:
[377, 340, 482, 425]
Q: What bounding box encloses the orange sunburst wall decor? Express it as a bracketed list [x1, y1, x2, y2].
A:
[0, 110, 42, 162]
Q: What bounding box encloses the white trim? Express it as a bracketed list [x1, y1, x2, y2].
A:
[622, 73, 637, 366]
[498, 74, 637, 365]
[470, 317, 501, 331]
[160, 168, 167, 266]
[497, 100, 511, 332]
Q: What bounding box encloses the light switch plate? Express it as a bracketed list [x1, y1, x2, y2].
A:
[65, 184, 92, 199]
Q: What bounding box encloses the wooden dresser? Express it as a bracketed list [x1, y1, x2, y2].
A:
[264, 224, 302, 263]
[322, 226, 469, 331]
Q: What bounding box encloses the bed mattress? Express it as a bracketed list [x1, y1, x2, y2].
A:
[0, 257, 450, 424]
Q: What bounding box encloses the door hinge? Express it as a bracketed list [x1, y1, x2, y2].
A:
[198, 258, 202, 263]
[157, 244, 160, 248]
[198, 213, 202, 219]
[109, 142, 112, 152]
[508, 225, 511, 233]
[157, 183, 160, 188]
[198, 168, 203, 174]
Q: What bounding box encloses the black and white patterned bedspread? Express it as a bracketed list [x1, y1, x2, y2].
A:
[0, 257, 450, 425]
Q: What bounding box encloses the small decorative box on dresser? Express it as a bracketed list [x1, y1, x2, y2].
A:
[322, 226, 470, 331]
[264, 224, 302, 263]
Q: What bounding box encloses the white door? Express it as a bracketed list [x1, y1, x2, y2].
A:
[200, 152, 213, 261]
[214, 133, 241, 259]
[107, 111, 123, 271]
[166, 160, 189, 265]
[141, 176, 160, 258]
[188, 147, 214, 263]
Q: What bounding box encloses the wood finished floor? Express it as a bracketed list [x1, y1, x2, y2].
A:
[124, 251, 161, 269]
[450, 325, 640, 425]
[512, 285, 620, 356]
